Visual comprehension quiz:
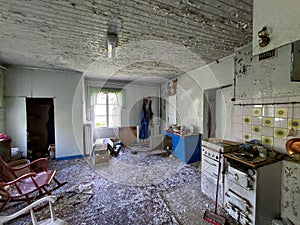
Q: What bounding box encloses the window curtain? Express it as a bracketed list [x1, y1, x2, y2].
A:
[88, 87, 123, 137]
[89, 87, 123, 107]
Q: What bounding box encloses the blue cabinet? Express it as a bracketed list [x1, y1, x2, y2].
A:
[163, 131, 201, 163]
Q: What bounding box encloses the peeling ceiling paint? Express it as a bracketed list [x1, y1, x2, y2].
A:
[0, 0, 253, 84]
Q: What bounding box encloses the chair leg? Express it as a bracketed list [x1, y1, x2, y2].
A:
[0, 198, 10, 212]
[53, 177, 67, 187]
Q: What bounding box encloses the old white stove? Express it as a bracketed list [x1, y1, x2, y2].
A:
[201, 139, 241, 206]
[224, 152, 282, 225]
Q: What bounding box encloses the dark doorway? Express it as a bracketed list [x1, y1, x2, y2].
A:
[203, 89, 217, 139]
[26, 98, 55, 160]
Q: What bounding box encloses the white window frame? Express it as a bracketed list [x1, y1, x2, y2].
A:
[94, 91, 121, 128]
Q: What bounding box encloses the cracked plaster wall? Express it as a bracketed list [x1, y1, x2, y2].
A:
[235, 43, 300, 99]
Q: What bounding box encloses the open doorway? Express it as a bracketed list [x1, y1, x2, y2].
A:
[26, 98, 55, 160]
[203, 89, 217, 139]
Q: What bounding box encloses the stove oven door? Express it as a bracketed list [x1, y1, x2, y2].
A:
[201, 154, 224, 206]
[225, 165, 255, 225]
[224, 190, 253, 225]
[227, 165, 255, 190]
[201, 155, 219, 178]
[225, 189, 251, 213]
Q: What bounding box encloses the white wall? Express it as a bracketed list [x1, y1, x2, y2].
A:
[176, 75, 202, 133]
[164, 56, 235, 140]
[5, 66, 83, 158]
[191, 56, 234, 140]
[84, 79, 160, 140]
[122, 85, 160, 127]
[253, 0, 300, 55]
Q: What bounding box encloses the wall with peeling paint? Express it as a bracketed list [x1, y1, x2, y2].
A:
[234, 43, 300, 224]
[4, 66, 83, 158]
[235, 43, 300, 99]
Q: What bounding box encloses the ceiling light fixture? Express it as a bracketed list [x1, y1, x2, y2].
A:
[107, 33, 118, 59]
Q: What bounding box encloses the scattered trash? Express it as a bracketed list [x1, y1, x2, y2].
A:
[65, 183, 94, 205]
[146, 150, 170, 157]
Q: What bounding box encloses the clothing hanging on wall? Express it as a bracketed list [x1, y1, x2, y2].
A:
[139, 99, 149, 140]
[148, 99, 154, 125]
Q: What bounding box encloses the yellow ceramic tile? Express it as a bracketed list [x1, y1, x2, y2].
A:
[274, 128, 287, 138]
[288, 118, 300, 130]
[263, 117, 273, 127]
[243, 116, 251, 124]
[252, 125, 262, 134]
[243, 133, 251, 141]
[275, 108, 287, 118]
[253, 108, 262, 116]
[262, 136, 273, 146]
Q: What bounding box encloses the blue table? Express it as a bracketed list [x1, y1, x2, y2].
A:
[163, 130, 201, 163]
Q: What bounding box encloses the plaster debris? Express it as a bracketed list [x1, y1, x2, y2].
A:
[2, 150, 238, 225]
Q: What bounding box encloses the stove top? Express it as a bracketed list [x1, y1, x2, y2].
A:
[224, 152, 278, 168]
[201, 138, 241, 153]
[232, 152, 260, 161]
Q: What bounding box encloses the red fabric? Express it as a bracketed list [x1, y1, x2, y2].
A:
[0, 134, 12, 142]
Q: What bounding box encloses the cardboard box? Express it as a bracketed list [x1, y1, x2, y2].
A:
[93, 151, 110, 164]
[92, 143, 110, 164]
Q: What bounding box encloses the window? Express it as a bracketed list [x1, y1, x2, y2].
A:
[94, 92, 120, 128]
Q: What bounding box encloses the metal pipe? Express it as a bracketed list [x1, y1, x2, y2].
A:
[0, 65, 7, 70]
[234, 101, 300, 106]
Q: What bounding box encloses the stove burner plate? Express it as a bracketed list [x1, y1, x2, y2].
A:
[233, 153, 256, 161]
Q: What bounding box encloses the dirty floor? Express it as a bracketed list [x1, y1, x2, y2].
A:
[2, 148, 237, 225]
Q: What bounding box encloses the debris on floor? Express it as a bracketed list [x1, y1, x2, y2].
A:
[2, 150, 237, 225]
[65, 182, 94, 206]
[146, 149, 171, 157]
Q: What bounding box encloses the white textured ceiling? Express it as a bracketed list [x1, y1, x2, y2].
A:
[0, 0, 252, 84]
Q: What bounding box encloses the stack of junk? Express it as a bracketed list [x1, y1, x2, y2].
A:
[91, 138, 123, 164]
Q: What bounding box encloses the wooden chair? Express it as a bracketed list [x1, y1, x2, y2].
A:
[0, 157, 31, 181]
[0, 195, 68, 225]
[0, 157, 67, 212]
